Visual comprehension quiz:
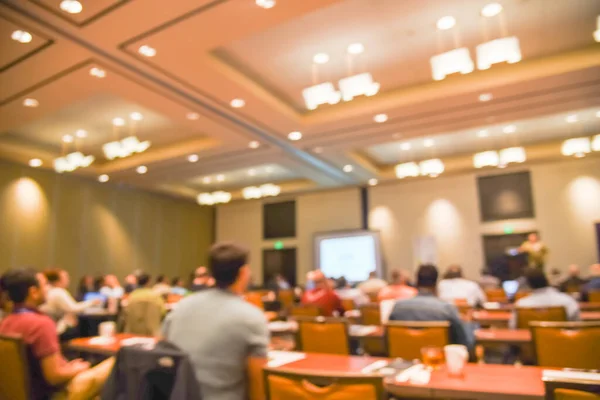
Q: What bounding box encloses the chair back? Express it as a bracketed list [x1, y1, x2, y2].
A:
[290, 305, 321, 317]
[278, 290, 295, 311]
[453, 298, 469, 306]
[341, 298, 356, 311]
[124, 300, 163, 336]
[516, 306, 567, 329]
[359, 303, 381, 325]
[263, 367, 385, 400]
[531, 321, 600, 369]
[385, 321, 450, 360]
[514, 291, 530, 301]
[295, 317, 350, 355]
[166, 294, 183, 304]
[367, 293, 379, 303]
[566, 284, 582, 294]
[544, 376, 600, 400]
[485, 288, 508, 302]
[0, 334, 30, 400]
[589, 291, 600, 303]
[245, 292, 265, 310]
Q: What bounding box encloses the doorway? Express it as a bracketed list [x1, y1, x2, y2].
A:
[482, 232, 534, 281]
[263, 248, 297, 288]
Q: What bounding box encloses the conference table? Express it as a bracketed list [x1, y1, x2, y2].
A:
[471, 310, 600, 326]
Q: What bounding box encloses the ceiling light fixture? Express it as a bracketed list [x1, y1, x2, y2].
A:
[424, 139, 435, 147]
[565, 114, 578, 123]
[592, 134, 600, 151]
[216, 174, 225, 182]
[197, 191, 231, 205]
[186, 112, 200, 120]
[288, 131, 302, 141]
[98, 174, 109, 183]
[430, 48, 474, 80]
[255, 0, 276, 9]
[400, 142, 411, 151]
[419, 158, 445, 177]
[395, 162, 420, 179]
[481, 3, 503, 17]
[302, 82, 341, 110]
[138, 45, 156, 57]
[230, 98, 245, 108]
[23, 98, 39, 107]
[343, 165, 354, 173]
[499, 147, 526, 165]
[242, 186, 262, 200]
[29, 158, 42, 168]
[75, 129, 87, 138]
[11, 30, 32, 43]
[595, 16, 600, 42]
[130, 112, 143, 121]
[243, 183, 281, 199]
[248, 141, 260, 149]
[476, 37, 522, 70]
[503, 125, 517, 134]
[368, 178, 378, 186]
[136, 165, 148, 174]
[188, 154, 199, 163]
[561, 137, 591, 158]
[62, 134, 74, 143]
[477, 130, 489, 138]
[473, 151, 500, 168]
[202, 177, 212, 184]
[248, 169, 257, 176]
[436, 16, 456, 31]
[89, 67, 106, 78]
[373, 113, 388, 123]
[213, 191, 231, 203]
[265, 166, 274, 173]
[60, 0, 82, 14]
[103, 137, 151, 160]
[112, 117, 125, 127]
[479, 93, 493, 102]
[54, 152, 95, 173]
[339, 72, 380, 101]
[313, 53, 330, 64]
[347, 43, 365, 55]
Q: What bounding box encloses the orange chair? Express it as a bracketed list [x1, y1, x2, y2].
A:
[278, 289, 295, 312]
[589, 291, 600, 303]
[0, 334, 30, 400]
[367, 293, 379, 303]
[263, 367, 385, 400]
[166, 293, 183, 304]
[295, 317, 350, 355]
[544, 376, 600, 400]
[384, 321, 450, 360]
[359, 303, 381, 325]
[515, 306, 567, 329]
[514, 291, 531, 301]
[290, 305, 321, 317]
[485, 288, 508, 302]
[531, 321, 600, 369]
[245, 292, 265, 310]
[555, 389, 600, 400]
[341, 298, 356, 311]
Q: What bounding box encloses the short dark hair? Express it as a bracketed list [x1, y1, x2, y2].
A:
[137, 274, 151, 287]
[443, 265, 462, 280]
[171, 277, 181, 286]
[368, 271, 377, 279]
[44, 268, 62, 284]
[416, 264, 438, 288]
[209, 242, 248, 289]
[1, 268, 39, 303]
[156, 275, 166, 284]
[524, 267, 548, 289]
[336, 276, 348, 289]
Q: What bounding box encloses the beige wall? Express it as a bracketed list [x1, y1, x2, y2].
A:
[216, 188, 362, 283]
[0, 161, 214, 288]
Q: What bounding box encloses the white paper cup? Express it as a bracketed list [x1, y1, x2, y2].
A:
[99, 321, 116, 338]
[444, 344, 468, 376]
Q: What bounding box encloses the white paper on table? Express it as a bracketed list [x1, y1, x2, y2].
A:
[267, 351, 306, 367]
[268, 321, 298, 332]
[395, 364, 431, 385]
[349, 325, 378, 337]
[121, 337, 157, 347]
[361, 360, 389, 373]
[543, 370, 600, 382]
[89, 336, 116, 345]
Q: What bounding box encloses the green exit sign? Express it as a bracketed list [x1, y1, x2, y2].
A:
[274, 241, 284, 250]
[503, 225, 515, 234]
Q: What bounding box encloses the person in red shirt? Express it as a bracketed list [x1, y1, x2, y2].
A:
[378, 269, 417, 302]
[0, 268, 114, 400]
[301, 270, 344, 316]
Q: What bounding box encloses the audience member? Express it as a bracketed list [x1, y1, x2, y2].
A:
[152, 275, 171, 296]
[510, 267, 580, 328]
[123, 274, 137, 294]
[99, 274, 124, 298]
[42, 268, 99, 324]
[559, 264, 587, 292]
[76, 275, 95, 301]
[163, 242, 268, 400]
[548, 268, 564, 288]
[581, 264, 600, 301]
[438, 265, 486, 307]
[93, 276, 105, 292]
[190, 266, 212, 292]
[357, 271, 387, 297]
[170, 277, 188, 296]
[301, 270, 344, 316]
[335, 276, 369, 306]
[0, 268, 114, 400]
[389, 264, 474, 349]
[478, 268, 500, 290]
[128, 274, 165, 313]
[378, 270, 417, 302]
[268, 273, 291, 291]
[519, 232, 548, 269]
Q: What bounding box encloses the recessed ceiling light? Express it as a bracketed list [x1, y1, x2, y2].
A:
[89, 67, 106, 78]
[186, 112, 200, 120]
[343, 164, 354, 173]
[188, 154, 199, 163]
[136, 165, 148, 174]
[477, 130, 489, 138]
[112, 117, 125, 127]
[424, 139, 435, 147]
[138, 45, 156, 57]
[230, 98, 245, 108]
[98, 174, 109, 183]
[202, 177, 212, 184]
[11, 30, 32, 44]
[288, 131, 302, 141]
[566, 114, 578, 123]
[374, 113, 388, 123]
[75, 129, 87, 138]
[436, 16, 456, 30]
[368, 178, 378, 186]
[255, 0, 275, 9]
[216, 174, 225, 182]
[313, 53, 329, 64]
[29, 158, 42, 168]
[400, 142, 411, 151]
[130, 112, 143, 121]
[62, 134, 74, 143]
[248, 169, 257, 176]
[313, 147, 323, 154]
[503, 125, 517, 134]
[60, 0, 82, 14]
[265, 166, 274, 173]
[23, 98, 39, 107]
[479, 93, 493, 102]
[481, 3, 503, 17]
[347, 43, 365, 55]
[596, 111, 600, 118]
[248, 141, 260, 149]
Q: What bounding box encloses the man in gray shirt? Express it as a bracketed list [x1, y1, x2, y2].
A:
[163, 242, 269, 400]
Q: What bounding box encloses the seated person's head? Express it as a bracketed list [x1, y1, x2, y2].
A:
[589, 264, 600, 278]
[125, 274, 137, 285]
[443, 265, 462, 279]
[528, 232, 539, 243]
[336, 276, 348, 289]
[195, 266, 209, 280]
[416, 264, 438, 289]
[390, 269, 407, 285]
[104, 274, 119, 287]
[45, 268, 67, 288]
[1, 268, 47, 306]
[137, 274, 151, 287]
[550, 268, 561, 277]
[524, 267, 549, 289]
[156, 275, 167, 285]
[368, 271, 377, 279]
[209, 242, 250, 291]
